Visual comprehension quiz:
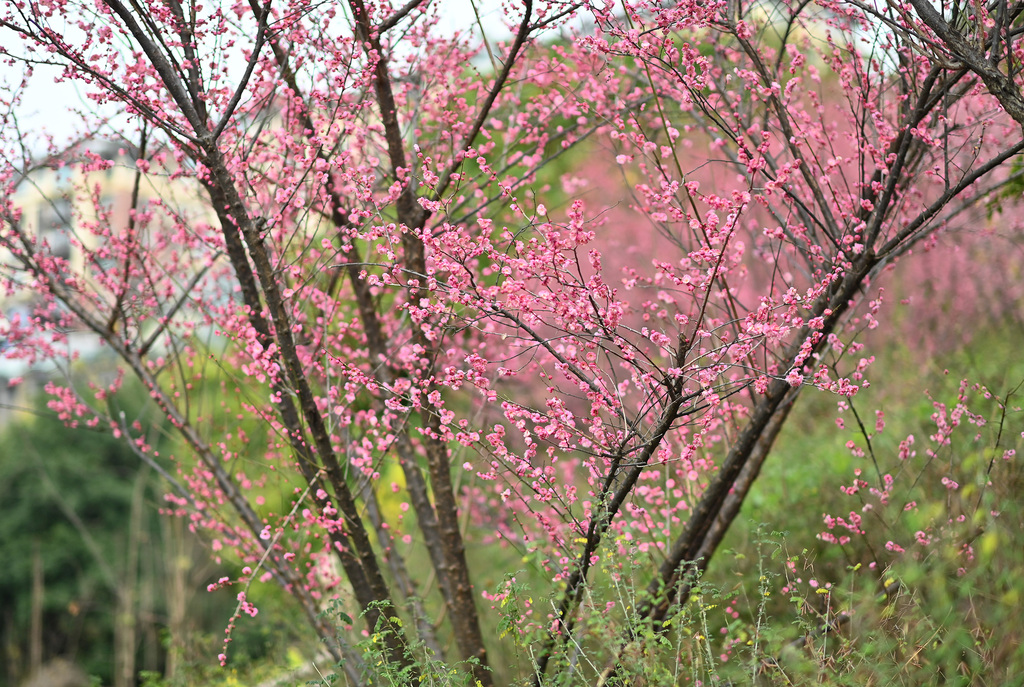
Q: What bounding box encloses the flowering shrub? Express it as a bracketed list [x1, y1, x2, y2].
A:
[1, 0, 1024, 683]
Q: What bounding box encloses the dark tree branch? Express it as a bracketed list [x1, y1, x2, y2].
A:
[907, 0, 1024, 125]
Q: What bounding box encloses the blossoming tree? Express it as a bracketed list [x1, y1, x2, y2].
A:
[1, 0, 1022, 683]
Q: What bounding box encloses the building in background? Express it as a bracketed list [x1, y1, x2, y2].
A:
[0, 141, 213, 425]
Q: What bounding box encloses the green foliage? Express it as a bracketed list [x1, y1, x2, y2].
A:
[0, 400, 149, 684]
[0, 381, 314, 687]
[697, 330, 1024, 686]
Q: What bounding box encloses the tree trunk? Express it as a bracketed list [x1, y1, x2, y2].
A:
[30, 542, 43, 675]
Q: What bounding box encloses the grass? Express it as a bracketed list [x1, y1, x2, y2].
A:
[697, 329, 1024, 686]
